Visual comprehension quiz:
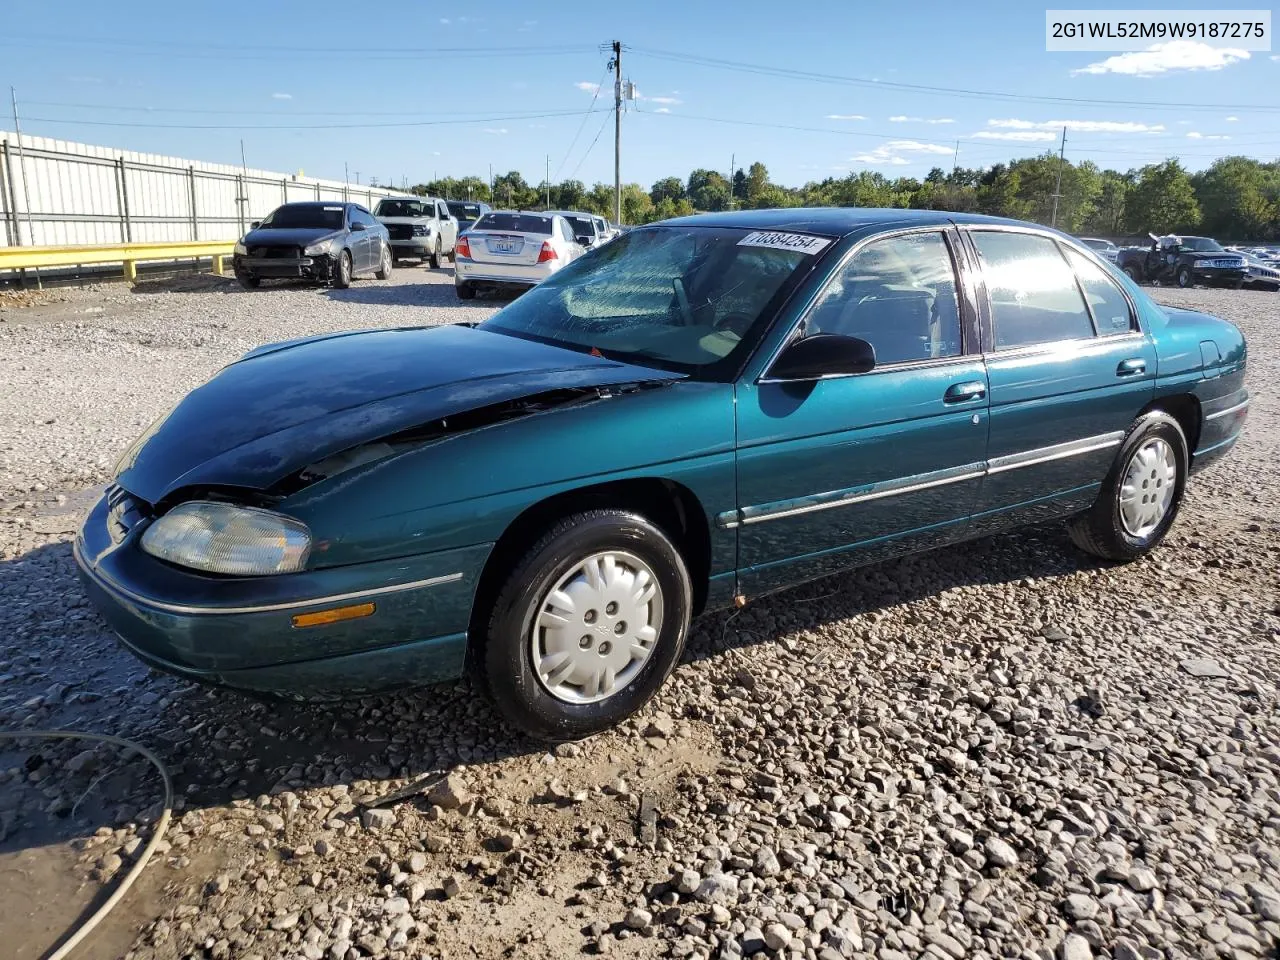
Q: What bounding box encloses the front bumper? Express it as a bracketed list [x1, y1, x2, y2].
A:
[389, 238, 433, 255]
[1193, 267, 1247, 285]
[75, 490, 490, 696]
[233, 253, 334, 281]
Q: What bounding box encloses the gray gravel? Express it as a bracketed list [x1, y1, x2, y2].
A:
[1, 273, 1278, 960]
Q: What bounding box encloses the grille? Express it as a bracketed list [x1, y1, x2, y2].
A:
[1203, 258, 1244, 269]
[248, 245, 302, 258]
[105, 484, 149, 544]
[387, 224, 414, 240]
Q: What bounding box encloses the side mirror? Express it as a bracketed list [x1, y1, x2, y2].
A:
[249, 220, 261, 230]
[350, 221, 367, 232]
[767, 334, 876, 381]
[578, 235, 594, 247]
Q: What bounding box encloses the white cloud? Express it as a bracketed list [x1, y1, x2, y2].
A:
[575, 81, 600, 93]
[1073, 40, 1250, 76]
[889, 115, 955, 124]
[852, 140, 952, 165]
[987, 118, 1164, 133]
[1225, 115, 1239, 121]
[439, 17, 449, 24]
[647, 95, 681, 105]
[654, 107, 671, 114]
[973, 130, 1059, 141]
[1177, 119, 1193, 125]
[825, 114, 866, 121]
[271, 92, 292, 100]
[483, 128, 508, 135]
[1272, 54, 1279, 60]
[1186, 131, 1231, 140]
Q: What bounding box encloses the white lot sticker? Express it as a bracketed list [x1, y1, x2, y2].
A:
[737, 231, 832, 255]
[323, 206, 344, 211]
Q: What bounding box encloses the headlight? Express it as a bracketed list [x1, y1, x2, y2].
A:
[140, 501, 310, 575]
[412, 224, 431, 236]
[303, 239, 335, 257]
[233, 242, 247, 255]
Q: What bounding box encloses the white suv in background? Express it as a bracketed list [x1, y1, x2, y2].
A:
[373, 196, 458, 269]
[454, 211, 585, 300]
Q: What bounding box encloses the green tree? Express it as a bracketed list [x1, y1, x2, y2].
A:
[620, 183, 654, 224]
[649, 176, 685, 204]
[746, 162, 770, 204]
[1192, 156, 1278, 240]
[492, 170, 539, 209]
[1081, 169, 1131, 236]
[647, 197, 697, 222]
[732, 168, 748, 201]
[1124, 159, 1201, 233]
[553, 179, 588, 210]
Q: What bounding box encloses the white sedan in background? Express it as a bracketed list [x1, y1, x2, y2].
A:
[454, 211, 585, 300]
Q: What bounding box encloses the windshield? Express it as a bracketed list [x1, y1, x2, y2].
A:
[260, 205, 345, 230]
[477, 225, 826, 377]
[375, 199, 434, 218]
[1081, 238, 1113, 250]
[1181, 237, 1225, 252]
[473, 213, 552, 235]
[447, 202, 484, 221]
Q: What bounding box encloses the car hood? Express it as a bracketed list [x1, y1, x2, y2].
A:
[378, 216, 433, 225]
[243, 227, 345, 247]
[115, 325, 683, 504]
[1183, 250, 1241, 261]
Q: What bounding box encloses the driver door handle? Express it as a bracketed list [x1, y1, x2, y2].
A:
[944, 381, 987, 403]
[1116, 358, 1146, 377]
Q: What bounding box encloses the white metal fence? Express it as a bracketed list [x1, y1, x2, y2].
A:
[0, 131, 410, 248]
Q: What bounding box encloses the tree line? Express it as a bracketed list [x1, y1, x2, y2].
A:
[412, 154, 1280, 242]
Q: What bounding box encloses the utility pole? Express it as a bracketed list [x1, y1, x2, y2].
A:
[10, 87, 38, 285]
[729, 152, 735, 210]
[611, 40, 622, 225]
[488, 162, 493, 202]
[952, 140, 959, 175]
[1050, 126, 1067, 228]
[546, 154, 551, 209]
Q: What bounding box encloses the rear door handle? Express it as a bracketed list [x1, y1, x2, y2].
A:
[1116, 358, 1147, 376]
[944, 381, 987, 403]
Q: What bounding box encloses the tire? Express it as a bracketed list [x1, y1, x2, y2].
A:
[1123, 265, 1143, 284]
[375, 243, 392, 280]
[333, 251, 352, 289]
[1177, 266, 1194, 288]
[236, 273, 260, 290]
[455, 282, 476, 300]
[1066, 411, 1189, 563]
[474, 510, 693, 741]
[429, 237, 442, 270]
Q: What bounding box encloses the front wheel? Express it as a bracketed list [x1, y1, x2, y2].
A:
[1067, 411, 1189, 562]
[375, 244, 392, 280]
[474, 510, 693, 741]
[1177, 266, 1194, 288]
[236, 273, 260, 290]
[1123, 265, 1143, 284]
[332, 250, 352, 289]
[429, 238, 442, 270]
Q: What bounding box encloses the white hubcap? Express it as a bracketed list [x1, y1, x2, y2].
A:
[530, 551, 663, 704]
[1118, 437, 1177, 538]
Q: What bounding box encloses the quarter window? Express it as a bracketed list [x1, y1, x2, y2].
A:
[1064, 247, 1135, 335]
[804, 231, 962, 364]
[971, 231, 1095, 349]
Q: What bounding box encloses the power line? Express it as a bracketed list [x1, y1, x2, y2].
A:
[0, 36, 593, 61]
[554, 65, 610, 181]
[20, 108, 609, 131]
[20, 99, 603, 119]
[568, 113, 612, 180]
[627, 45, 1280, 114]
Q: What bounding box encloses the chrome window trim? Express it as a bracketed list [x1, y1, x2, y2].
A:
[758, 352, 975, 385]
[754, 224, 967, 385]
[73, 540, 464, 617]
[723, 430, 1125, 528]
[979, 330, 1145, 363]
[1205, 398, 1249, 421]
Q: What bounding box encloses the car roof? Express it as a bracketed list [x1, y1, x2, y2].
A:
[276, 201, 352, 208]
[544, 210, 595, 218]
[377, 195, 440, 203]
[660, 207, 1050, 237]
[484, 210, 555, 218]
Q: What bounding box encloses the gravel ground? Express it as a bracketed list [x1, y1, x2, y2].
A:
[0, 271, 1278, 960]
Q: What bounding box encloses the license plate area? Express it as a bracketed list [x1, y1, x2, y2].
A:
[487, 236, 523, 255]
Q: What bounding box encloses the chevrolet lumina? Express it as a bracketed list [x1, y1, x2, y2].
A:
[78, 209, 1248, 740]
[232, 202, 392, 289]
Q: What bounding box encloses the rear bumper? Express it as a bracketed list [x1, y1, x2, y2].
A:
[454, 256, 557, 287]
[1191, 390, 1248, 474]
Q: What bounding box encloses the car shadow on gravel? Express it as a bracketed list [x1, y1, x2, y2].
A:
[0, 520, 1099, 857]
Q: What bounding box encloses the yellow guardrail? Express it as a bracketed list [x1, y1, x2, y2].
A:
[0, 240, 236, 282]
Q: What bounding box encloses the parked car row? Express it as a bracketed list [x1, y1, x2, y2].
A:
[1115, 234, 1278, 291]
[231, 197, 621, 293]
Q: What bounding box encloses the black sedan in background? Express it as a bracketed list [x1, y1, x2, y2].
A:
[232, 202, 393, 289]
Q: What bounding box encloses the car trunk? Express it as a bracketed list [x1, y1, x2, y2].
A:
[466, 230, 548, 266]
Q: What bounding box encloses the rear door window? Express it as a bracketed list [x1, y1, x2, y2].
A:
[970, 231, 1095, 349]
[1063, 247, 1135, 335]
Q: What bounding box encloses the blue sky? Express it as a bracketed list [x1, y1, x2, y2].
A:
[2, 0, 1277, 188]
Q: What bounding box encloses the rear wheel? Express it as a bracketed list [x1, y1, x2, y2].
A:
[332, 250, 352, 289]
[236, 273, 260, 290]
[429, 237, 442, 270]
[1067, 411, 1189, 562]
[455, 282, 476, 300]
[474, 510, 693, 741]
[1123, 265, 1143, 284]
[375, 243, 392, 280]
[1177, 266, 1194, 288]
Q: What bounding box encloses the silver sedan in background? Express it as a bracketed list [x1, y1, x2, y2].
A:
[454, 211, 585, 300]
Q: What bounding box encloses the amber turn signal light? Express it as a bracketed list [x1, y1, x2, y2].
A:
[291, 602, 375, 628]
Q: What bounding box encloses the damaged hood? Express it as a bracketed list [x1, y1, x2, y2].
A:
[115, 325, 681, 504]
